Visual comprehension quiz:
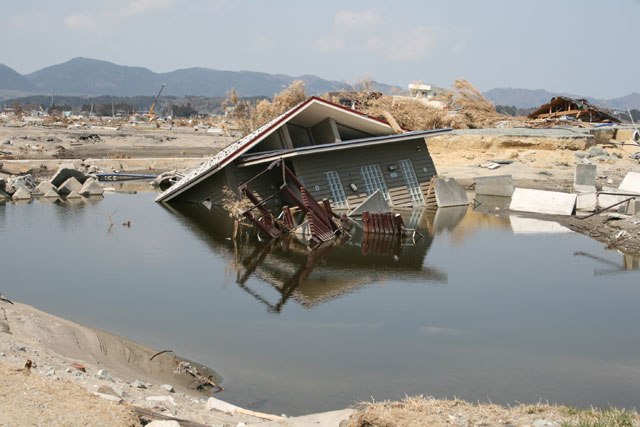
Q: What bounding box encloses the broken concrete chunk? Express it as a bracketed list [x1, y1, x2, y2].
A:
[473, 175, 514, 197]
[348, 190, 391, 217]
[57, 177, 82, 194]
[50, 166, 88, 187]
[434, 177, 468, 207]
[93, 392, 123, 403]
[95, 369, 113, 381]
[510, 188, 577, 215]
[11, 187, 32, 200]
[79, 178, 104, 196]
[34, 181, 56, 195]
[7, 174, 36, 193]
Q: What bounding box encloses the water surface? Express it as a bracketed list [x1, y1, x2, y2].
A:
[1, 194, 639, 414]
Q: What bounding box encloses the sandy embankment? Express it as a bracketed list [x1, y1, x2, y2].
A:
[1, 300, 345, 426]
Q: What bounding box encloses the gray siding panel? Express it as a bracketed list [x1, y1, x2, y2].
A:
[293, 137, 437, 209]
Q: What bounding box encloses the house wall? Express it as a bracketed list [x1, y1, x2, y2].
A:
[290, 137, 437, 209]
[175, 170, 229, 205]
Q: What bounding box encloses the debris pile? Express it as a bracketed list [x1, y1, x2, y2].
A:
[0, 164, 104, 202]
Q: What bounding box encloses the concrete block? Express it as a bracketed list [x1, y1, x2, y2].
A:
[510, 188, 577, 215]
[348, 189, 391, 217]
[598, 186, 630, 211]
[80, 178, 104, 196]
[57, 177, 82, 195]
[574, 184, 596, 194]
[43, 189, 59, 198]
[434, 177, 468, 207]
[473, 175, 514, 197]
[626, 199, 640, 215]
[50, 166, 87, 187]
[574, 164, 597, 189]
[11, 187, 31, 200]
[619, 171, 640, 194]
[66, 190, 82, 199]
[34, 181, 56, 195]
[576, 192, 597, 211]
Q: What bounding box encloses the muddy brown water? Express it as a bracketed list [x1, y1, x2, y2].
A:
[1, 193, 639, 415]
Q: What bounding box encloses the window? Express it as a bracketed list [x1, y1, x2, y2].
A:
[399, 159, 424, 205]
[360, 164, 390, 202]
[324, 171, 348, 209]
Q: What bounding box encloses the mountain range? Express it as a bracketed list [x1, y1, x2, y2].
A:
[1, 57, 639, 109]
[0, 57, 394, 100]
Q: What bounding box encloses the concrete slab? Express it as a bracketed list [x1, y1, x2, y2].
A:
[510, 188, 577, 215]
[574, 164, 597, 189]
[246, 408, 354, 427]
[598, 186, 631, 211]
[473, 175, 514, 197]
[434, 177, 468, 207]
[348, 190, 391, 216]
[619, 171, 640, 194]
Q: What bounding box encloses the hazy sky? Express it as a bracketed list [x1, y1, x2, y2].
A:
[3, 0, 639, 98]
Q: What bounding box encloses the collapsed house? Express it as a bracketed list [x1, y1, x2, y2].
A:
[528, 96, 620, 123]
[156, 97, 450, 212]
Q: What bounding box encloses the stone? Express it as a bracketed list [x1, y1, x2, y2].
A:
[34, 181, 56, 195]
[93, 392, 123, 403]
[132, 379, 147, 389]
[160, 384, 174, 393]
[146, 395, 177, 406]
[587, 146, 609, 158]
[97, 385, 119, 397]
[66, 190, 82, 199]
[11, 187, 31, 200]
[574, 150, 587, 159]
[50, 166, 87, 187]
[57, 177, 82, 195]
[205, 396, 239, 414]
[79, 178, 104, 196]
[11, 346, 26, 352]
[510, 188, 577, 215]
[619, 171, 640, 194]
[538, 170, 552, 176]
[146, 421, 180, 427]
[44, 369, 56, 377]
[43, 189, 59, 199]
[434, 177, 468, 207]
[574, 164, 597, 190]
[96, 369, 113, 381]
[348, 190, 391, 217]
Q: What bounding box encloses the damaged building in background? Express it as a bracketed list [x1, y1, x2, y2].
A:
[156, 97, 450, 211]
[528, 96, 620, 123]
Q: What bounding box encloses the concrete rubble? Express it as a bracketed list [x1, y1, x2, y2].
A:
[434, 177, 468, 207]
[510, 188, 577, 215]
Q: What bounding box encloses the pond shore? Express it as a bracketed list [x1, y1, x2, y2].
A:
[2, 300, 638, 426]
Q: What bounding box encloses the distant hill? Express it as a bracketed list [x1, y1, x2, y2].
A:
[0, 64, 35, 91]
[483, 87, 640, 110]
[0, 57, 395, 99]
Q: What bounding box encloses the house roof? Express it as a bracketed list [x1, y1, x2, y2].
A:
[236, 128, 452, 167]
[529, 96, 620, 123]
[156, 96, 396, 203]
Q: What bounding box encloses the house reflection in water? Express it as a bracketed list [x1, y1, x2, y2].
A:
[162, 203, 454, 313]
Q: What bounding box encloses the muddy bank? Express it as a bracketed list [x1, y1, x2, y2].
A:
[0, 300, 353, 426]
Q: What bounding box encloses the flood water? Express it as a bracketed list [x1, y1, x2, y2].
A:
[1, 193, 640, 415]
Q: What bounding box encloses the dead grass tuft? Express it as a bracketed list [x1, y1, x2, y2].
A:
[351, 396, 639, 427]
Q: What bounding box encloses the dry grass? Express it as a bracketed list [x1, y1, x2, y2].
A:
[351, 396, 639, 427]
